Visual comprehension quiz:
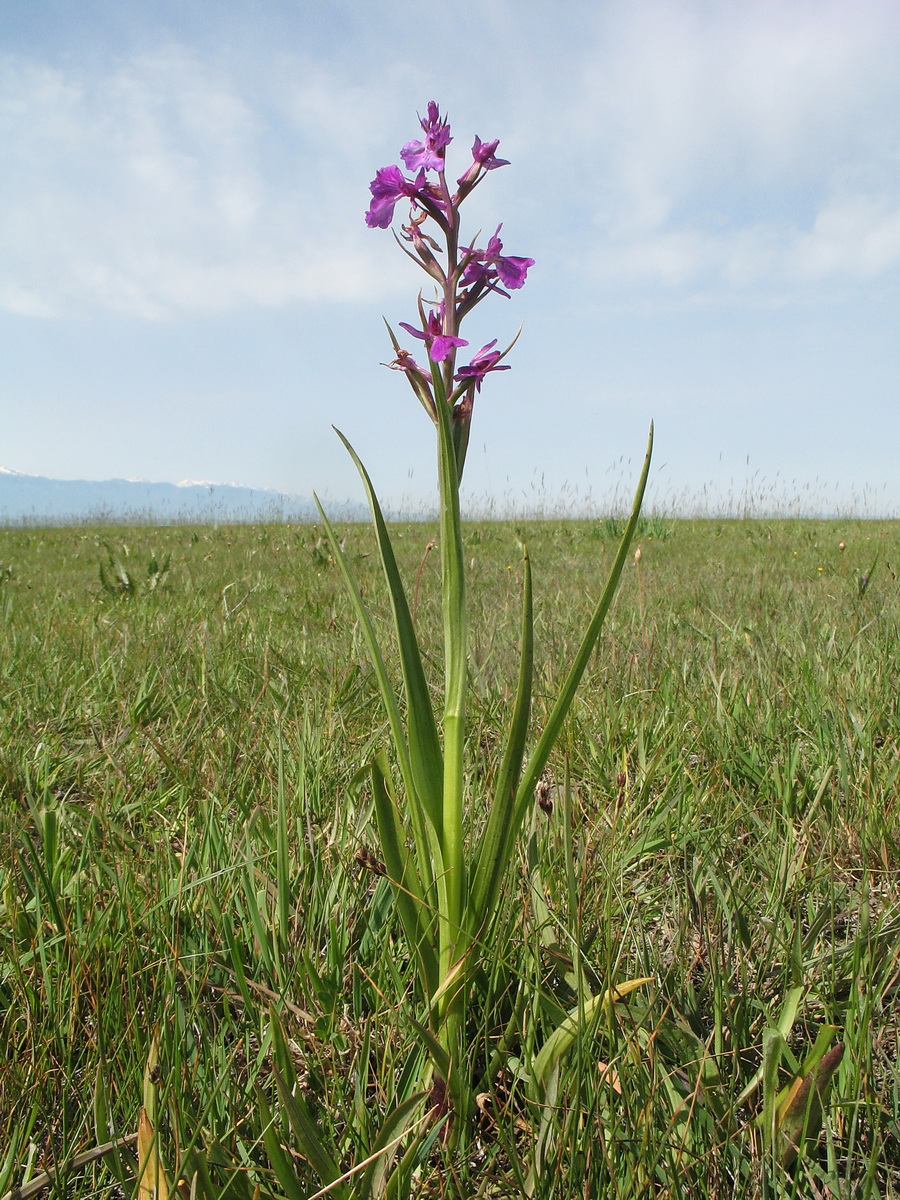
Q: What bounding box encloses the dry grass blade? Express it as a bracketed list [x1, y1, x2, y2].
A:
[0, 1136, 138, 1200]
[137, 1108, 169, 1200]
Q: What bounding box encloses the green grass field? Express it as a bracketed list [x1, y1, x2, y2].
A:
[2, 518, 899, 1198]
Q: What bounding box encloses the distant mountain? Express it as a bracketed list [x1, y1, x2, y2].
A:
[0, 466, 327, 525]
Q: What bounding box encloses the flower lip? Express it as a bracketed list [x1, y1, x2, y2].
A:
[365, 165, 429, 229]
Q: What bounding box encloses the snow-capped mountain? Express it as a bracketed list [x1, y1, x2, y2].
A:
[0, 467, 320, 524]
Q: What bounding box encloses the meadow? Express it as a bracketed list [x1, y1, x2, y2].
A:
[1, 517, 899, 1198]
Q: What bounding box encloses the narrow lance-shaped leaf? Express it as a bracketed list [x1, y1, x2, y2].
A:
[315, 497, 434, 897]
[468, 544, 533, 941]
[273, 1064, 350, 1200]
[761, 1025, 786, 1149]
[356, 1091, 431, 1200]
[737, 984, 804, 1108]
[405, 1013, 453, 1090]
[333, 428, 444, 845]
[528, 977, 653, 1103]
[513, 424, 653, 831]
[255, 1087, 306, 1200]
[371, 753, 440, 997]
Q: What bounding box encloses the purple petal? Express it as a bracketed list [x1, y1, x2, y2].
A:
[401, 103, 452, 172]
[365, 199, 395, 228]
[466, 340, 501, 364]
[398, 321, 428, 342]
[369, 165, 405, 197]
[494, 255, 535, 290]
[484, 225, 504, 254]
[429, 334, 469, 363]
[389, 350, 431, 380]
[366, 166, 429, 227]
[401, 139, 441, 173]
[473, 136, 509, 169]
[456, 340, 510, 389]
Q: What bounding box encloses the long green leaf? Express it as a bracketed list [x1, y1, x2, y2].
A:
[333, 428, 444, 843]
[315, 497, 433, 890]
[760, 1025, 785, 1150]
[256, 1087, 306, 1200]
[468, 545, 534, 940]
[405, 1014, 453, 1089]
[275, 736, 291, 965]
[273, 1065, 349, 1200]
[370, 753, 439, 996]
[513, 424, 653, 831]
[269, 1006, 298, 1089]
[357, 1092, 430, 1200]
[736, 983, 804, 1108]
[529, 976, 652, 1103]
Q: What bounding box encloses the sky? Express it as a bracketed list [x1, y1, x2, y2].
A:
[2, 0, 899, 515]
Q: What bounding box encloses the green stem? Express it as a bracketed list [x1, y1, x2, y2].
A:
[434, 378, 466, 969]
[431, 358, 470, 1125]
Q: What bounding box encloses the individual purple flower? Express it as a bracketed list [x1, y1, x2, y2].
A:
[400, 101, 452, 173]
[462, 224, 534, 291]
[365, 165, 428, 229]
[457, 136, 509, 188]
[399, 307, 468, 363]
[455, 341, 510, 392]
[388, 348, 431, 382]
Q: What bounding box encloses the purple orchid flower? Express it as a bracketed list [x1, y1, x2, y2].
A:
[455, 341, 511, 392]
[388, 348, 431, 382]
[399, 307, 468, 364]
[401, 101, 452, 174]
[366, 101, 534, 480]
[457, 136, 510, 188]
[365, 165, 428, 229]
[462, 224, 534, 291]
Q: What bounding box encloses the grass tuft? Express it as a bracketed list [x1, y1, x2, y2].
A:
[1, 518, 899, 1197]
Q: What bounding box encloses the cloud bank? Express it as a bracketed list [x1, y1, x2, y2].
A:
[1, 0, 899, 320]
[0, 46, 403, 317]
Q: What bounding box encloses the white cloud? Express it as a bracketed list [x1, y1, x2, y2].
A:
[0, 46, 405, 318]
[2, 2, 900, 319]
[564, 0, 900, 291]
[792, 193, 900, 279]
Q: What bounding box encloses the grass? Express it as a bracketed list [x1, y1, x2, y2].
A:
[1, 517, 899, 1198]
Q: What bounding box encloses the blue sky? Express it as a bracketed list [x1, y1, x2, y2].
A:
[2, 0, 899, 514]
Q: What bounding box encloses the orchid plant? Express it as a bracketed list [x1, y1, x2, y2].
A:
[305, 102, 653, 1178]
